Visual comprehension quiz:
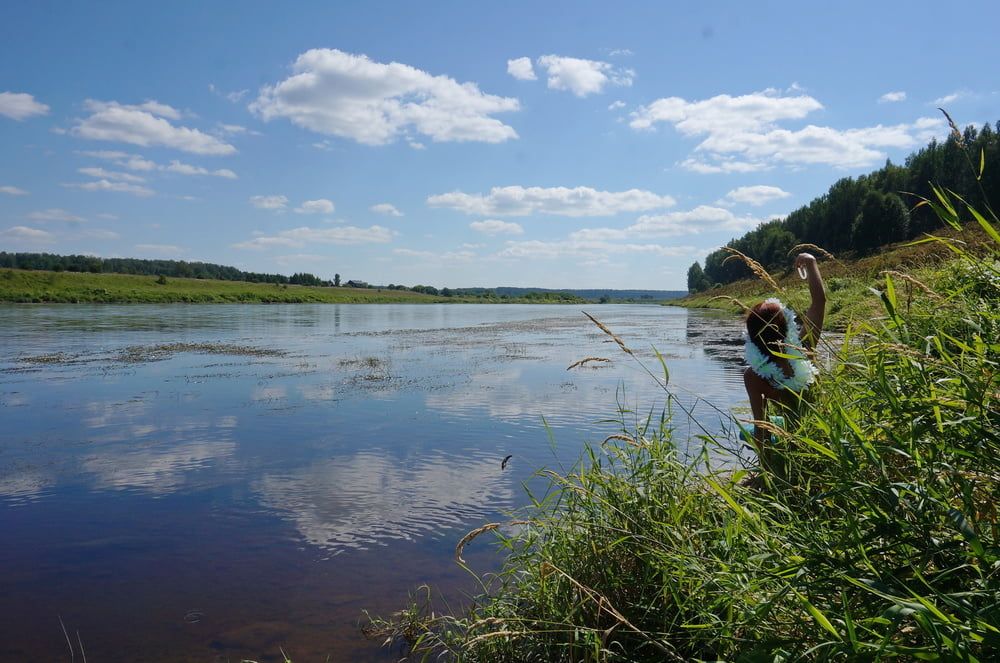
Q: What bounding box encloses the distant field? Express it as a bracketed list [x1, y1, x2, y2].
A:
[0, 269, 456, 304]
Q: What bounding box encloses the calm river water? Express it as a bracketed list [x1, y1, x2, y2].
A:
[0, 303, 748, 662]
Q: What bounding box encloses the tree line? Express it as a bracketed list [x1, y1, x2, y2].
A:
[688, 120, 1000, 291]
[0, 252, 345, 288]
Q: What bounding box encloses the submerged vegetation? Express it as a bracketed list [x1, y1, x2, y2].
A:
[367, 181, 999, 657]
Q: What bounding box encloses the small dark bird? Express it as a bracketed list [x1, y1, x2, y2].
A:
[501, 454, 513, 470]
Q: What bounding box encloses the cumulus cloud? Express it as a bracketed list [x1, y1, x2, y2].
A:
[536, 55, 634, 97]
[470, 219, 524, 235]
[631, 88, 944, 170]
[251, 48, 520, 145]
[78, 167, 147, 182]
[294, 199, 335, 214]
[63, 179, 154, 196]
[507, 57, 537, 81]
[370, 203, 403, 216]
[608, 100, 626, 111]
[26, 208, 85, 223]
[393, 248, 477, 262]
[0, 92, 50, 120]
[933, 92, 961, 105]
[80, 150, 159, 171]
[0, 226, 55, 242]
[71, 99, 236, 155]
[427, 185, 675, 217]
[879, 91, 907, 103]
[233, 225, 394, 250]
[164, 160, 238, 179]
[568, 205, 764, 242]
[250, 194, 289, 210]
[1, 185, 28, 196]
[721, 185, 791, 206]
[498, 238, 694, 260]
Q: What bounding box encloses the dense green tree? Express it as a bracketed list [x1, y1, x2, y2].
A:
[687, 262, 711, 293]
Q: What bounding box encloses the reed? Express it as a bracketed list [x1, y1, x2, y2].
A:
[721, 247, 785, 292]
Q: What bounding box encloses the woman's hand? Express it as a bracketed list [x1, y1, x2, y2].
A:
[793, 252, 817, 271]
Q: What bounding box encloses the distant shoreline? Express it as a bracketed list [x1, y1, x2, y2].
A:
[0, 269, 679, 305]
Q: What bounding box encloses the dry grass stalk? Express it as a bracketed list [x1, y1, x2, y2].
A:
[465, 630, 534, 647]
[582, 311, 633, 355]
[788, 243, 841, 265]
[603, 434, 637, 447]
[707, 295, 750, 311]
[939, 107, 965, 146]
[721, 247, 784, 292]
[566, 357, 612, 370]
[455, 523, 500, 564]
[880, 270, 946, 301]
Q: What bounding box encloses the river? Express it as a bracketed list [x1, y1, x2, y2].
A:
[0, 303, 748, 662]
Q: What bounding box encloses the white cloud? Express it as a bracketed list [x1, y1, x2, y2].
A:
[216, 123, 250, 135]
[498, 238, 695, 260]
[0, 226, 55, 242]
[78, 167, 146, 182]
[370, 203, 403, 216]
[608, 48, 634, 57]
[72, 99, 236, 155]
[134, 243, 184, 256]
[164, 160, 238, 179]
[630, 88, 821, 133]
[393, 248, 477, 263]
[294, 199, 335, 214]
[680, 157, 766, 174]
[933, 92, 961, 105]
[27, 208, 85, 223]
[428, 185, 675, 217]
[470, 219, 524, 235]
[233, 225, 394, 250]
[63, 179, 154, 196]
[569, 205, 764, 241]
[80, 151, 159, 172]
[507, 57, 537, 81]
[250, 194, 289, 210]
[721, 185, 791, 206]
[1, 185, 28, 196]
[536, 55, 634, 97]
[0, 92, 50, 120]
[608, 100, 626, 111]
[879, 91, 907, 103]
[251, 48, 520, 145]
[631, 88, 944, 170]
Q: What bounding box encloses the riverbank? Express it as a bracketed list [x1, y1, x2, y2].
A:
[370, 203, 1000, 660]
[0, 269, 592, 304]
[671, 223, 992, 331]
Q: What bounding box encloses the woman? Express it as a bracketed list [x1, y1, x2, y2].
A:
[742, 253, 826, 472]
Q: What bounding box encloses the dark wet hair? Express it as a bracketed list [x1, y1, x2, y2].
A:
[746, 300, 787, 358]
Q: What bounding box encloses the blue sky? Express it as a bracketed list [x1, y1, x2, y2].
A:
[2, 1, 999, 289]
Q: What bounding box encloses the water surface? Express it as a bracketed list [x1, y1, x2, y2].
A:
[0, 304, 748, 662]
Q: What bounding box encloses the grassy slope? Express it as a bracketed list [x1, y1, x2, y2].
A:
[0, 269, 461, 304]
[673, 224, 990, 330]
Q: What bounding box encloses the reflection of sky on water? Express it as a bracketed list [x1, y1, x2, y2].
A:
[0, 303, 750, 661]
[255, 449, 513, 555]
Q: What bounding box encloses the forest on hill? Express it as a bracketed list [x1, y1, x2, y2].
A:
[687, 118, 1000, 291]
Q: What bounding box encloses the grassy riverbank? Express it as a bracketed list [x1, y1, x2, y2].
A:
[0, 268, 460, 303]
[369, 196, 1000, 660]
[672, 223, 992, 331]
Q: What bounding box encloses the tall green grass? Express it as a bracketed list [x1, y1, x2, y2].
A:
[367, 186, 999, 659]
